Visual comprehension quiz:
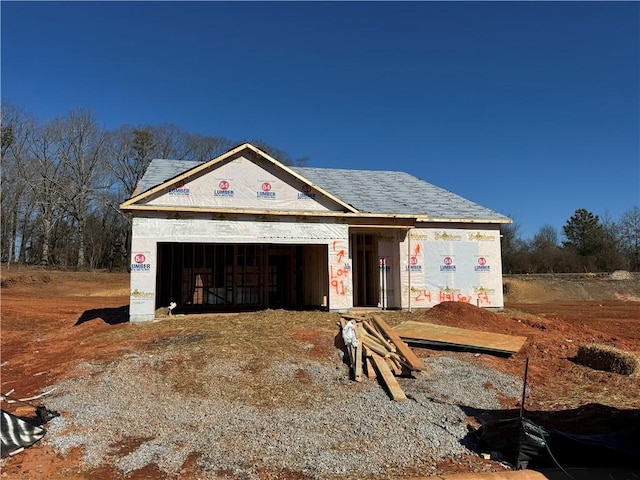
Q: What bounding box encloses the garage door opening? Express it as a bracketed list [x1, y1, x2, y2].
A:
[156, 243, 328, 313]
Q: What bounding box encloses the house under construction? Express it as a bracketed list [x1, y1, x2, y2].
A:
[120, 143, 511, 322]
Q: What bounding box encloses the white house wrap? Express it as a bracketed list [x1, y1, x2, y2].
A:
[121, 143, 510, 322]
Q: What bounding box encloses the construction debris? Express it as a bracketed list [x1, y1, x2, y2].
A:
[339, 314, 426, 401]
[393, 320, 528, 355]
[1, 390, 59, 457]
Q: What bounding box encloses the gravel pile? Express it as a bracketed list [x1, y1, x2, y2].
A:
[42, 351, 521, 479]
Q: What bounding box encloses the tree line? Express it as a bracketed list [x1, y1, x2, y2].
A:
[2, 102, 638, 273]
[1, 102, 308, 270]
[501, 207, 640, 273]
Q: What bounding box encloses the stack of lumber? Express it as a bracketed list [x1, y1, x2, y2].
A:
[338, 314, 427, 402]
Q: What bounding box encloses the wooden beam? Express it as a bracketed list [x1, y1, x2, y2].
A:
[353, 321, 364, 382]
[385, 357, 402, 375]
[341, 314, 371, 321]
[362, 320, 395, 352]
[370, 353, 407, 402]
[121, 203, 419, 223]
[365, 357, 377, 379]
[362, 335, 391, 358]
[371, 315, 426, 371]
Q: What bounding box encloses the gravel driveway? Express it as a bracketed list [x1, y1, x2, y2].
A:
[43, 349, 522, 479]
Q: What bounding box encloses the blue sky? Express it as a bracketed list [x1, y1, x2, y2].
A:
[2, 1, 638, 240]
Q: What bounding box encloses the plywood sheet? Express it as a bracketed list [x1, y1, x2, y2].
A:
[393, 321, 527, 355]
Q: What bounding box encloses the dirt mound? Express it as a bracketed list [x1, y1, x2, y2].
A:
[503, 273, 640, 303]
[383, 298, 640, 413]
[427, 301, 504, 330]
[0, 272, 52, 288]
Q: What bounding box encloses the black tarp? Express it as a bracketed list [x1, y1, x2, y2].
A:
[473, 417, 548, 469]
[1, 409, 46, 457]
[473, 416, 640, 469]
[1, 405, 59, 457]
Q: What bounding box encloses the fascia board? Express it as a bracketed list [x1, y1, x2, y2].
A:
[120, 203, 416, 221]
[415, 217, 513, 224]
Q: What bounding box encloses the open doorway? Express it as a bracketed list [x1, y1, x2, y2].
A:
[351, 233, 379, 307]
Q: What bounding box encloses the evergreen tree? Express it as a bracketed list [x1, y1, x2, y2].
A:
[562, 209, 605, 256]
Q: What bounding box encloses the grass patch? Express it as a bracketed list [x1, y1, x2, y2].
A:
[576, 343, 639, 376]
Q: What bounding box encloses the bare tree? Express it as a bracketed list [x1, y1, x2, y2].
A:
[55, 110, 109, 270]
[151, 123, 187, 160]
[105, 125, 156, 198]
[248, 139, 309, 166]
[531, 225, 562, 273]
[24, 120, 67, 264]
[500, 218, 532, 273]
[182, 132, 232, 163]
[618, 206, 640, 271]
[1, 102, 36, 266]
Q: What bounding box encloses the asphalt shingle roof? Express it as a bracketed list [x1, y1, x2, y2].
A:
[133, 159, 509, 222]
[135, 159, 202, 196]
[291, 167, 508, 220]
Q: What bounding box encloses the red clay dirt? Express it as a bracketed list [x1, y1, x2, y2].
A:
[1, 268, 639, 479]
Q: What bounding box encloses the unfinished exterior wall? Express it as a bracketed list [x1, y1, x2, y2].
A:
[145, 154, 344, 212]
[399, 225, 504, 310]
[129, 215, 352, 322]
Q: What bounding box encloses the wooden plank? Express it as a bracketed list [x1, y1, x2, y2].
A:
[370, 353, 407, 401]
[362, 330, 389, 349]
[371, 315, 426, 371]
[385, 357, 402, 375]
[353, 321, 364, 382]
[363, 320, 395, 352]
[365, 357, 377, 379]
[341, 314, 371, 321]
[389, 351, 412, 371]
[392, 321, 528, 355]
[362, 336, 391, 358]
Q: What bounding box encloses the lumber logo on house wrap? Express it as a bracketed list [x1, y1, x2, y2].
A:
[214, 179, 234, 197]
[131, 253, 151, 272]
[406, 244, 423, 271]
[407, 255, 422, 271]
[169, 180, 190, 196]
[474, 256, 491, 272]
[297, 184, 316, 200]
[257, 181, 276, 199]
[440, 256, 456, 272]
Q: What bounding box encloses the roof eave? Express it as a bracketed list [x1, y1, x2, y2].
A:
[120, 204, 416, 221]
[415, 216, 512, 224]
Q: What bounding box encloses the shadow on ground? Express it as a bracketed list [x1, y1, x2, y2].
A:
[75, 305, 129, 326]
